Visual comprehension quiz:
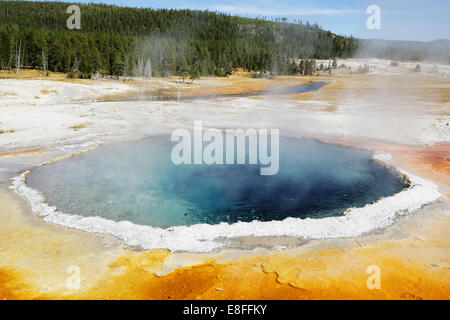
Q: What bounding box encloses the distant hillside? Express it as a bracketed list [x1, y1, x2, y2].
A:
[358, 39, 450, 64]
[0, 1, 357, 78]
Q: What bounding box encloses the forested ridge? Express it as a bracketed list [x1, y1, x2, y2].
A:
[0, 1, 358, 78]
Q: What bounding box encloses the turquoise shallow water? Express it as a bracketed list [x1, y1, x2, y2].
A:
[27, 137, 408, 228]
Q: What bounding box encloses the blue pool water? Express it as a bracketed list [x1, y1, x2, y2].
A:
[27, 137, 408, 228]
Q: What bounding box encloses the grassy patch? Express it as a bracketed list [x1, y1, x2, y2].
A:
[325, 105, 338, 112]
[69, 122, 92, 131]
[1, 91, 18, 97]
[0, 69, 67, 79]
[40, 89, 57, 95]
[0, 129, 16, 135]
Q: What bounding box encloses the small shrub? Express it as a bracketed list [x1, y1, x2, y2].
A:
[357, 65, 370, 74]
[69, 122, 92, 131]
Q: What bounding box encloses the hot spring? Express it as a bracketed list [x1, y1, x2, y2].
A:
[27, 136, 408, 229]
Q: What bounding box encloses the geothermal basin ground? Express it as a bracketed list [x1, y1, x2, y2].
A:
[0, 59, 449, 299]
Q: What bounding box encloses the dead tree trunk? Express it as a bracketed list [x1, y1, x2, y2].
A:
[16, 39, 22, 74]
[42, 45, 48, 72]
[8, 35, 14, 73]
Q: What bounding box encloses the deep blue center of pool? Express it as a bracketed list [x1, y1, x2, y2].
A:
[27, 137, 408, 228]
